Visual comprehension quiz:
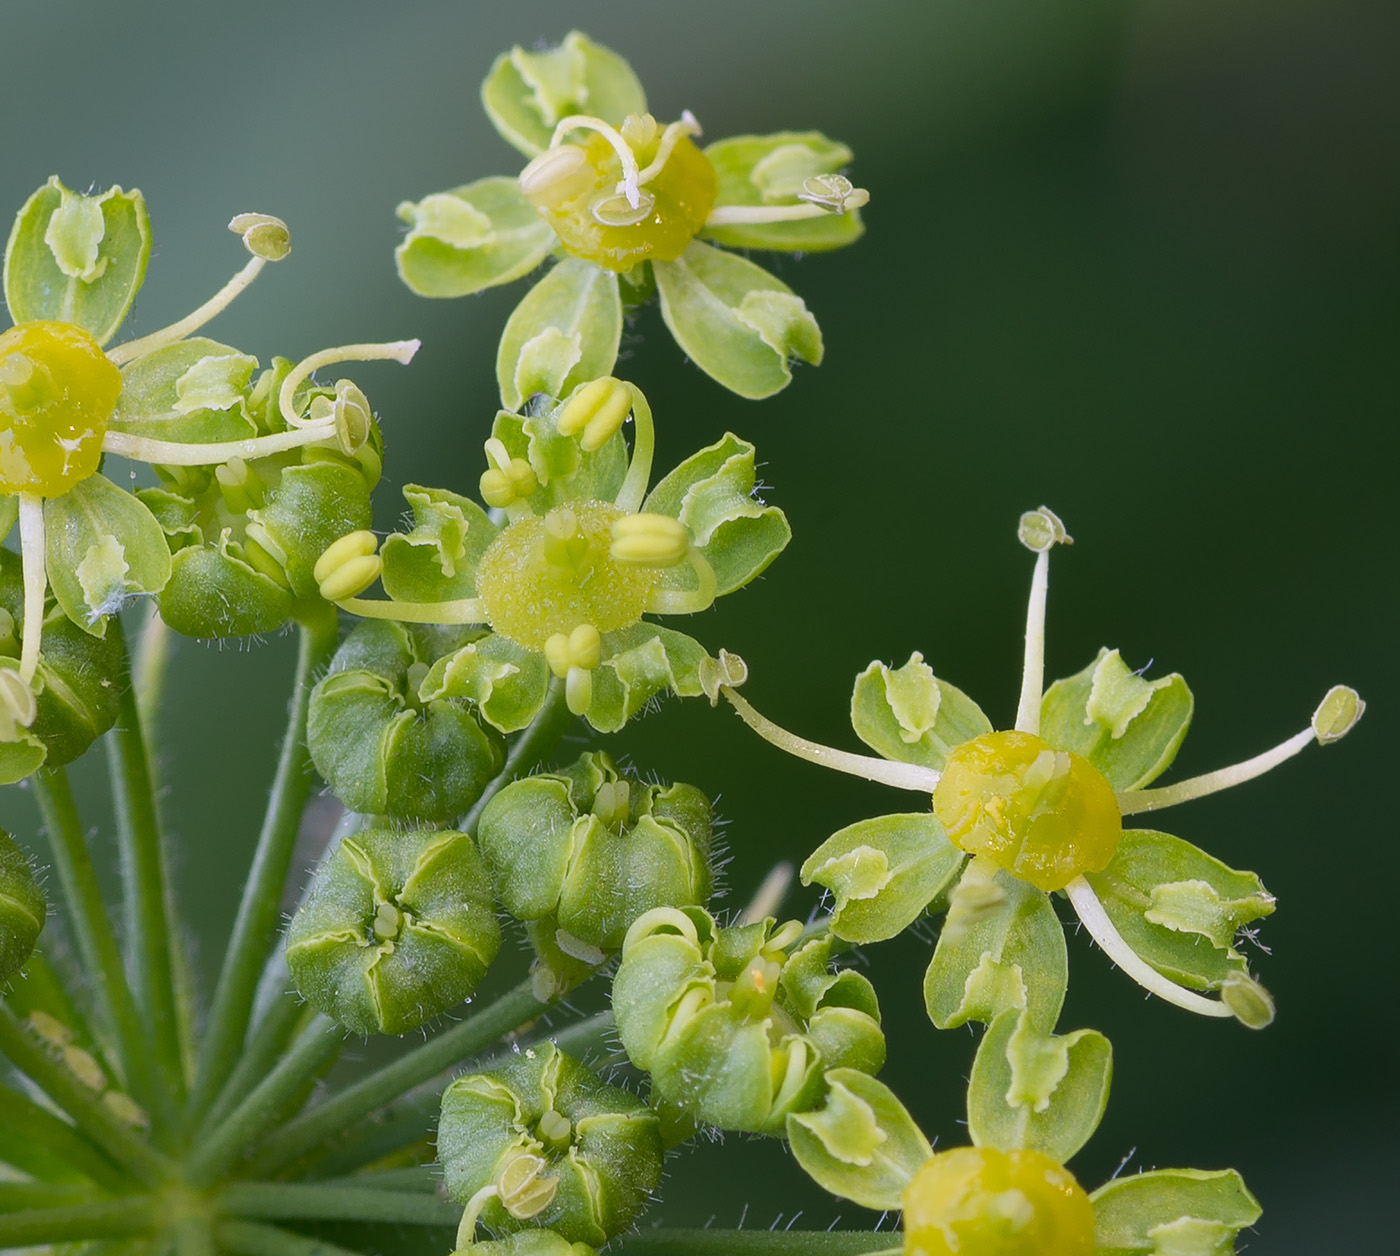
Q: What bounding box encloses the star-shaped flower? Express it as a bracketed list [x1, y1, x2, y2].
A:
[717, 508, 1364, 1030]
[394, 31, 868, 401]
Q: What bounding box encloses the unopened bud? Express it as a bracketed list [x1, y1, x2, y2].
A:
[1018, 506, 1072, 553]
[1221, 971, 1275, 1030]
[1312, 685, 1365, 745]
[557, 377, 633, 450]
[314, 531, 381, 601]
[228, 212, 291, 261]
[610, 513, 689, 567]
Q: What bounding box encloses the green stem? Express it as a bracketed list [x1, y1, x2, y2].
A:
[186, 1014, 343, 1190]
[173, 1211, 217, 1256]
[30, 766, 173, 1133]
[0, 1081, 134, 1190]
[616, 1232, 900, 1255]
[459, 674, 574, 834]
[0, 1006, 171, 1186]
[0, 1181, 102, 1212]
[0, 1197, 157, 1246]
[187, 611, 340, 1127]
[217, 1220, 366, 1256]
[246, 978, 545, 1179]
[219, 1182, 459, 1226]
[106, 619, 186, 1106]
[200, 991, 310, 1136]
[312, 1166, 438, 1192]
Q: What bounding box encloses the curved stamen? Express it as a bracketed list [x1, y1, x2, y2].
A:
[645, 549, 718, 616]
[454, 1184, 501, 1251]
[613, 383, 655, 514]
[1118, 727, 1315, 816]
[1065, 876, 1232, 1019]
[635, 111, 703, 186]
[549, 115, 642, 207]
[331, 596, 487, 627]
[107, 256, 266, 366]
[277, 341, 420, 430]
[17, 493, 46, 686]
[102, 424, 340, 467]
[724, 686, 942, 794]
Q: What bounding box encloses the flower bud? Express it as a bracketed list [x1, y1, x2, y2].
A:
[309, 620, 505, 822]
[439, 1042, 663, 1247]
[1312, 684, 1364, 745]
[478, 752, 714, 990]
[609, 513, 690, 568]
[0, 828, 45, 984]
[286, 826, 501, 1035]
[613, 908, 885, 1135]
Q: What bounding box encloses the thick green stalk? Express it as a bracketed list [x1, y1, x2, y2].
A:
[617, 1232, 900, 1255]
[0, 1198, 157, 1247]
[186, 1015, 343, 1190]
[199, 992, 309, 1136]
[0, 1006, 171, 1185]
[246, 978, 545, 1178]
[187, 611, 340, 1126]
[217, 1220, 365, 1256]
[0, 1181, 101, 1212]
[31, 767, 175, 1135]
[0, 1082, 133, 1190]
[219, 1182, 459, 1226]
[106, 620, 186, 1103]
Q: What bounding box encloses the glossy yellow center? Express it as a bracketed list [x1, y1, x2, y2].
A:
[474, 501, 658, 651]
[0, 321, 121, 496]
[932, 730, 1121, 892]
[524, 120, 718, 272]
[904, 1147, 1095, 1256]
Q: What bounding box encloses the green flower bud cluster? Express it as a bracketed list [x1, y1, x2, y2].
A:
[285, 826, 500, 1035]
[308, 620, 505, 822]
[478, 751, 714, 996]
[439, 1042, 662, 1248]
[613, 908, 884, 1135]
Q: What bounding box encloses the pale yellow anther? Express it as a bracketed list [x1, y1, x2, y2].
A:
[610, 512, 690, 567]
[1018, 505, 1072, 553]
[557, 376, 633, 450]
[519, 144, 594, 206]
[228, 212, 291, 262]
[63, 1044, 107, 1092]
[102, 1091, 150, 1128]
[1312, 685, 1365, 745]
[797, 174, 871, 213]
[544, 623, 603, 678]
[497, 1153, 559, 1220]
[315, 530, 382, 602]
[479, 439, 538, 508]
[0, 667, 38, 737]
[27, 1009, 73, 1048]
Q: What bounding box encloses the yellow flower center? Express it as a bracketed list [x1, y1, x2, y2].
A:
[522, 116, 718, 272]
[0, 321, 121, 496]
[932, 730, 1121, 892]
[903, 1147, 1095, 1256]
[474, 501, 658, 651]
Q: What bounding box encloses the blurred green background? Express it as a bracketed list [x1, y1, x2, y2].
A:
[1, 0, 1395, 1248]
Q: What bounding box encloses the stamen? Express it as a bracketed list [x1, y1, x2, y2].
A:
[724, 686, 942, 794]
[1014, 507, 1071, 736]
[17, 493, 46, 686]
[736, 861, 795, 926]
[1064, 876, 1233, 1020]
[1118, 727, 1314, 816]
[330, 596, 487, 626]
[106, 215, 289, 365]
[102, 425, 349, 467]
[644, 548, 718, 615]
[549, 115, 643, 208]
[635, 112, 704, 187]
[705, 174, 869, 227]
[277, 340, 420, 431]
[613, 383, 655, 514]
[455, 1184, 501, 1251]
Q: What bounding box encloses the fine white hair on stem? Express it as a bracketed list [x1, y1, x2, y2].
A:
[1065, 875, 1232, 1018]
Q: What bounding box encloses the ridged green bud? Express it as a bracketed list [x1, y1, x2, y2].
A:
[285, 826, 501, 1035]
[0, 550, 122, 784]
[0, 828, 45, 984]
[439, 1042, 663, 1247]
[613, 908, 886, 1135]
[308, 620, 505, 822]
[478, 753, 713, 991]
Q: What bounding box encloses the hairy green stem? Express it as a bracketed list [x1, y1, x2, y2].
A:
[617, 1232, 900, 1255]
[0, 1198, 158, 1246]
[187, 611, 340, 1127]
[0, 1006, 170, 1185]
[106, 620, 186, 1105]
[217, 1219, 366, 1256]
[247, 978, 545, 1178]
[31, 766, 173, 1134]
[0, 1081, 133, 1191]
[200, 992, 310, 1136]
[219, 1182, 459, 1226]
[186, 1014, 343, 1190]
